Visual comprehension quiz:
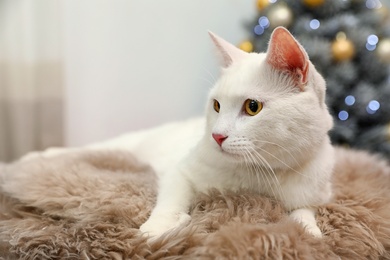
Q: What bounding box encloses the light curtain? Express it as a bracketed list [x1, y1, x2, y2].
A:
[0, 0, 64, 162]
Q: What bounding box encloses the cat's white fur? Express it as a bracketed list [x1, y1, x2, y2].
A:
[139, 27, 334, 238]
[22, 27, 334, 238]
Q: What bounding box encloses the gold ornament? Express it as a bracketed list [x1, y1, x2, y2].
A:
[257, 0, 271, 10]
[239, 40, 254, 53]
[268, 4, 294, 29]
[376, 38, 390, 64]
[331, 32, 355, 62]
[303, 0, 325, 8]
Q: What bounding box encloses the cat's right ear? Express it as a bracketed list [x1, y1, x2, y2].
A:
[208, 31, 248, 68]
[266, 27, 309, 90]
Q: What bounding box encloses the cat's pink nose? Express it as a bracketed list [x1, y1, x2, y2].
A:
[212, 133, 228, 147]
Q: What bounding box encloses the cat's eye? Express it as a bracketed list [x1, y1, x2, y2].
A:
[244, 99, 263, 116]
[213, 99, 220, 113]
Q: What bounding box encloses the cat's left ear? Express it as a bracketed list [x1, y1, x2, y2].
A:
[266, 27, 309, 90]
[209, 31, 248, 68]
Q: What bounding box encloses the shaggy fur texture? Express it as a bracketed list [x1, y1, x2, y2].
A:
[0, 148, 389, 259]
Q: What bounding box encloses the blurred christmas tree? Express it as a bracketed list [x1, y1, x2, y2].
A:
[241, 0, 390, 158]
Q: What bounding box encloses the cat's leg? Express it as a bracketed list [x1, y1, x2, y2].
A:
[290, 208, 322, 238]
[140, 170, 194, 237]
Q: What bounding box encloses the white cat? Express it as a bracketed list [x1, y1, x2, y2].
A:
[139, 27, 334, 238]
[22, 27, 334, 238]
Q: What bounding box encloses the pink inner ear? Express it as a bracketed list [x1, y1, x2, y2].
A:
[266, 27, 309, 89]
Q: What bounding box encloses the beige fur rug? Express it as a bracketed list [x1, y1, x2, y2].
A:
[0, 148, 390, 259]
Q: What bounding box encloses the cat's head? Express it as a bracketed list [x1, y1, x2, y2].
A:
[206, 27, 333, 168]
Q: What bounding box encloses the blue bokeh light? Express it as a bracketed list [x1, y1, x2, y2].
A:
[366, 0, 382, 9]
[338, 110, 349, 121]
[366, 107, 376, 114]
[309, 19, 320, 30]
[258, 16, 270, 28]
[366, 34, 379, 51]
[368, 100, 380, 111]
[254, 25, 265, 35]
[366, 43, 377, 51]
[345, 95, 356, 106]
[367, 34, 379, 45]
[366, 100, 380, 114]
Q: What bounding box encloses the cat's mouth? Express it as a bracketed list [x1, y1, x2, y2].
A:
[217, 146, 244, 161]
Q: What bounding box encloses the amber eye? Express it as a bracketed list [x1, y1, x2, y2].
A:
[244, 99, 263, 116]
[213, 99, 220, 113]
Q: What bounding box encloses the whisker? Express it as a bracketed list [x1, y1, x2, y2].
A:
[242, 150, 257, 191]
[245, 148, 266, 194]
[246, 147, 280, 202]
[199, 76, 216, 87]
[200, 67, 217, 87]
[248, 147, 287, 204]
[255, 145, 312, 180]
[248, 150, 268, 197]
[252, 139, 303, 170]
[251, 139, 311, 180]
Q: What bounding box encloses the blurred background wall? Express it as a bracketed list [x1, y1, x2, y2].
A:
[61, 0, 255, 147]
[0, 0, 255, 161]
[0, 1, 64, 161]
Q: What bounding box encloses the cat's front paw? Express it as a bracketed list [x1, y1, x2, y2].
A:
[140, 211, 191, 238]
[290, 208, 322, 238]
[304, 223, 322, 238]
